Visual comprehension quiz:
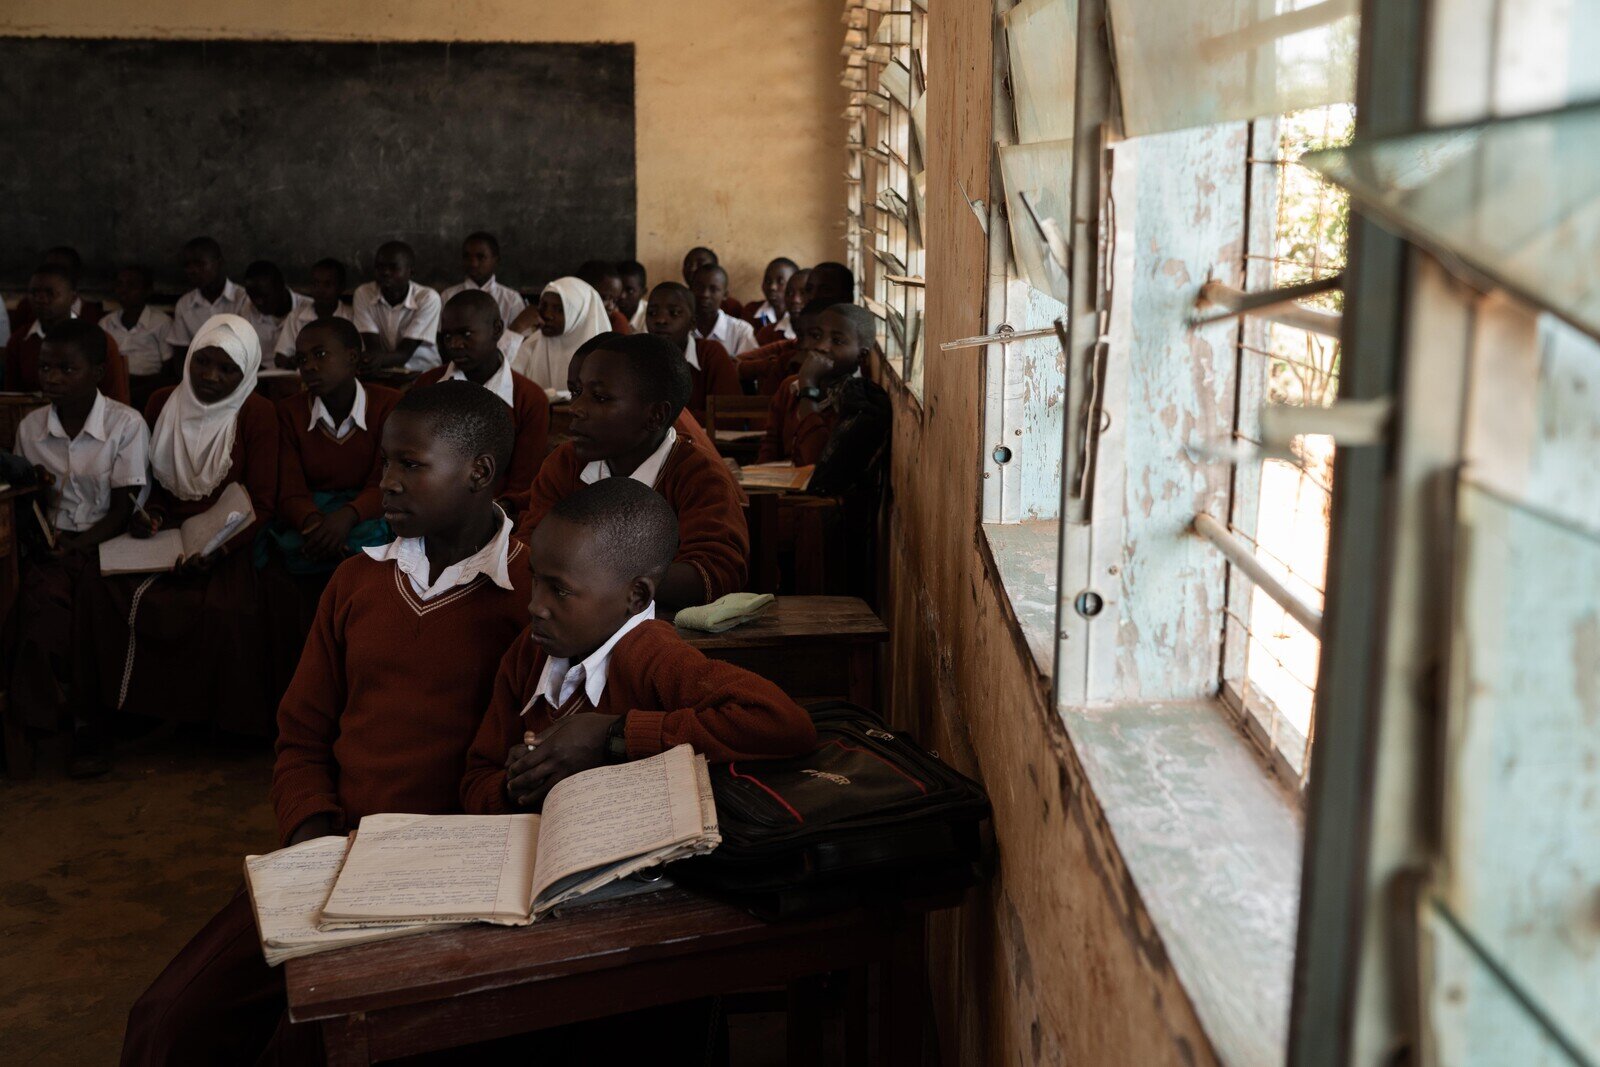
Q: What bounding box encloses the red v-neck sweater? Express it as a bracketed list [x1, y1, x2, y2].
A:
[461, 620, 818, 814]
[274, 384, 401, 528]
[413, 363, 551, 499]
[270, 543, 533, 842]
[513, 436, 750, 603]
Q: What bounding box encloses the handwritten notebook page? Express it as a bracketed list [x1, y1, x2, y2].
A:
[243, 836, 445, 966]
[98, 481, 255, 574]
[320, 814, 540, 927]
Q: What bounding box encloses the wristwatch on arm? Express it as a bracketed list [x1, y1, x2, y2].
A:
[797, 384, 824, 403]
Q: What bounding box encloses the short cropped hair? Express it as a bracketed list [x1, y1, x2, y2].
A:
[119, 264, 155, 288]
[616, 259, 647, 283]
[184, 235, 223, 260]
[244, 260, 284, 285]
[593, 333, 692, 420]
[827, 303, 877, 348]
[691, 264, 727, 287]
[464, 231, 500, 257]
[376, 240, 415, 265]
[577, 259, 621, 288]
[312, 257, 348, 287]
[686, 245, 718, 264]
[549, 477, 679, 581]
[649, 281, 694, 313]
[302, 316, 363, 353]
[43, 318, 107, 366]
[573, 330, 624, 362]
[42, 246, 84, 282]
[394, 380, 515, 475]
[767, 257, 799, 272]
[444, 288, 500, 321]
[810, 261, 855, 302]
[30, 265, 74, 290]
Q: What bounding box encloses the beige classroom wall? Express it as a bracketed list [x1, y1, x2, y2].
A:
[879, 0, 1224, 1063]
[0, 0, 845, 300]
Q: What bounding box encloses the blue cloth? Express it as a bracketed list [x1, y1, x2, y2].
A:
[255, 489, 391, 574]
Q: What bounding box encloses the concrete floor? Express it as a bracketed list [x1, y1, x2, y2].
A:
[0, 728, 789, 1066]
[0, 727, 277, 1064]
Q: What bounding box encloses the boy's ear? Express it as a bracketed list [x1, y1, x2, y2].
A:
[89, 361, 106, 385]
[628, 574, 658, 612]
[468, 452, 498, 493]
[645, 399, 673, 434]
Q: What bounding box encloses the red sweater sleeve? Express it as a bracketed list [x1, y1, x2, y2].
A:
[622, 623, 817, 761]
[512, 443, 581, 541]
[460, 629, 541, 815]
[702, 340, 742, 401]
[666, 444, 750, 602]
[757, 385, 791, 464]
[275, 398, 318, 530]
[504, 374, 551, 499]
[738, 338, 795, 386]
[790, 404, 836, 467]
[271, 574, 352, 841]
[229, 395, 279, 548]
[102, 334, 131, 406]
[351, 385, 399, 522]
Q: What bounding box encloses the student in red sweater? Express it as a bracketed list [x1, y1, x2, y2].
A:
[121, 381, 531, 1067]
[744, 256, 798, 328]
[71, 313, 279, 744]
[415, 290, 550, 507]
[567, 331, 717, 458]
[753, 266, 810, 347]
[645, 281, 740, 425]
[744, 262, 856, 390]
[268, 318, 400, 570]
[681, 245, 746, 318]
[759, 302, 891, 480]
[465, 477, 815, 814]
[577, 258, 633, 334]
[3, 265, 132, 403]
[513, 333, 749, 609]
[6, 245, 107, 339]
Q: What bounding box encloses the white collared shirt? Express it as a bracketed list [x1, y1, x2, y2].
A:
[578, 426, 677, 488]
[352, 281, 442, 372]
[170, 279, 249, 348]
[692, 309, 758, 357]
[16, 391, 151, 532]
[363, 508, 515, 601]
[444, 356, 516, 408]
[751, 301, 781, 327]
[527, 604, 657, 715]
[628, 302, 647, 332]
[24, 310, 74, 342]
[241, 291, 313, 364]
[438, 275, 528, 327]
[775, 312, 797, 340]
[99, 306, 173, 377]
[308, 380, 370, 441]
[683, 334, 702, 372]
[273, 299, 356, 361]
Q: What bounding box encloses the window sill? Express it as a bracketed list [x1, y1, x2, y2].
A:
[1064, 699, 1304, 1067]
[979, 520, 1059, 676]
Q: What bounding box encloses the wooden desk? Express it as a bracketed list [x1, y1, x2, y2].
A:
[675, 595, 887, 709]
[286, 886, 929, 1066]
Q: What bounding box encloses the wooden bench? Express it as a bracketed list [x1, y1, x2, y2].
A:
[704, 393, 770, 463]
[286, 885, 935, 1066]
[674, 595, 887, 709]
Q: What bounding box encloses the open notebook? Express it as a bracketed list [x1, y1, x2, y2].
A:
[97, 482, 254, 575]
[319, 744, 718, 929]
[734, 463, 815, 492]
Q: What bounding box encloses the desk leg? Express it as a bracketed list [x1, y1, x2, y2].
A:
[879, 913, 927, 1067]
[323, 1013, 372, 1067]
[787, 975, 827, 1064]
[847, 646, 875, 711]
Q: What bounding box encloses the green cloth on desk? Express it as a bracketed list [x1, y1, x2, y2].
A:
[674, 592, 776, 633]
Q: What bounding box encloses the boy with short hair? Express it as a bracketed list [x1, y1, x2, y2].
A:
[681, 245, 746, 318]
[99, 266, 173, 409]
[168, 236, 248, 362]
[689, 264, 758, 356]
[4, 265, 132, 404]
[577, 258, 632, 333]
[12, 319, 150, 771]
[352, 240, 442, 371]
[121, 381, 533, 1065]
[438, 231, 527, 328]
[464, 477, 816, 814]
[513, 333, 748, 609]
[743, 263, 856, 391]
[745, 256, 798, 327]
[241, 260, 313, 361]
[9, 246, 105, 339]
[645, 281, 741, 425]
[616, 259, 649, 332]
[414, 290, 550, 502]
[754, 266, 811, 346]
[272, 257, 354, 368]
[568, 331, 717, 457]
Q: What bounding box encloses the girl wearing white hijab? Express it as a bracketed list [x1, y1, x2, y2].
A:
[76, 312, 282, 749]
[511, 276, 611, 390]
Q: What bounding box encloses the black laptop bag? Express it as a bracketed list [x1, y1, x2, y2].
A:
[671, 701, 990, 919]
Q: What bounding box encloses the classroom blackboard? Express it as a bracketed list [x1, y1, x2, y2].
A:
[0, 38, 636, 293]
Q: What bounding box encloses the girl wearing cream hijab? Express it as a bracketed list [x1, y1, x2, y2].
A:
[511, 276, 611, 391]
[76, 313, 282, 759]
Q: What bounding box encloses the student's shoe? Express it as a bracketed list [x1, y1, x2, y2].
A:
[67, 730, 111, 780]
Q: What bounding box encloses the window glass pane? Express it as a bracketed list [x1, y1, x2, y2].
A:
[1440, 481, 1600, 1062]
[1306, 102, 1600, 345]
[997, 138, 1072, 303]
[1004, 0, 1077, 143]
[1108, 0, 1357, 137]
